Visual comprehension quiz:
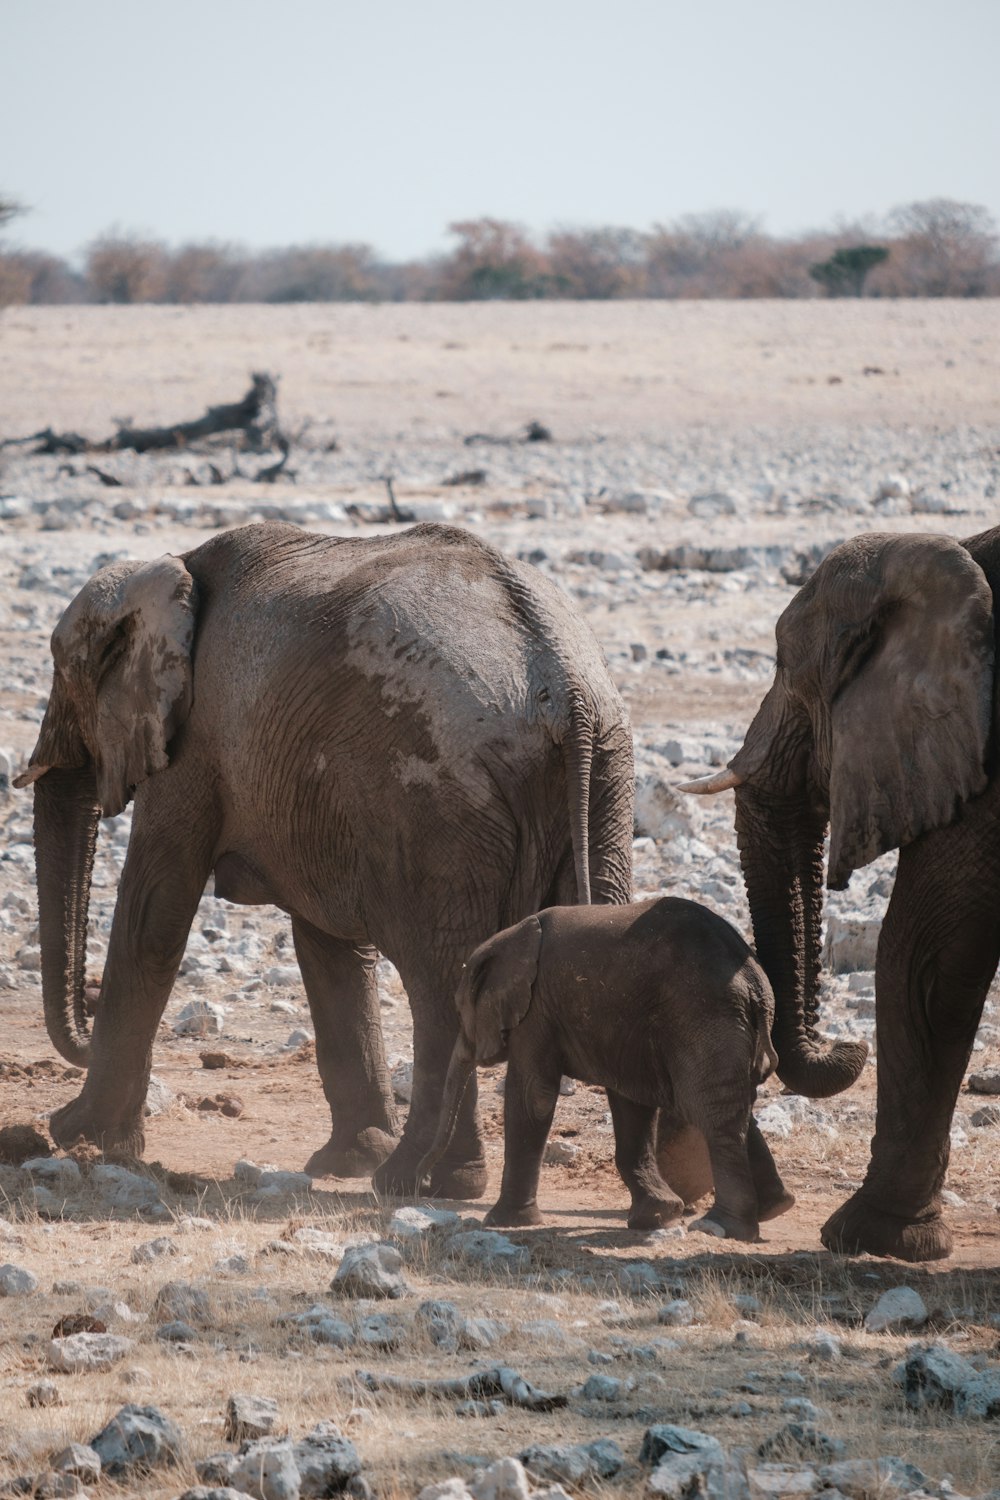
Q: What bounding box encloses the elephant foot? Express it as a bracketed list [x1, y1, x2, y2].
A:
[484, 1200, 543, 1227]
[821, 1193, 953, 1261]
[758, 1186, 796, 1222]
[689, 1206, 761, 1242]
[49, 1096, 145, 1157]
[373, 1143, 488, 1201]
[627, 1193, 685, 1231]
[304, 1127, 396, 1180]
[656, 1123, 714, 1208]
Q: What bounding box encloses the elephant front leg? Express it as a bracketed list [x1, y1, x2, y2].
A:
[484, 1059, 560, 1228]
[49, 805, 213, 1156]
[607, 1093, 684, 1230]
[822, 834, 1000, 1262]
[292, 919, 398, 1179]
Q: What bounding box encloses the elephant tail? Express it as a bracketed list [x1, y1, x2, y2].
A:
[753, 993, 780, 1085]
[563, 695, 594, 905]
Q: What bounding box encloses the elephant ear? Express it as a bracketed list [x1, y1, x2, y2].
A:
[822, 534, 994, 888]
[468, 915, 542, 1061]
[51, 555, 198, 817]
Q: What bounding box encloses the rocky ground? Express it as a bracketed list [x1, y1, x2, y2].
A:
[1, 303, 999, 1498]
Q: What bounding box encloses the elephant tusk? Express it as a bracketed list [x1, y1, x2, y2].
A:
[676, 767, 745, 795]
[13, 763, 52, 788]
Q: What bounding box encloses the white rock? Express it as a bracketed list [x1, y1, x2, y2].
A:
[131, 1236, 178, 1265]
[544, 1139, 581, 1165]
[48, 1333, 134, 1372]
[172, 999, 225, 1037]
[0, 1262, 38, 1296]
[21, 1155, 82, 1187]
[332, 1242, 410, 1299]
[90, 1163, 163, 1211]
[823, 914, 881, 972]
[265, 965, 301, 988]
[144, 1074, 176, 1117]
[865, 1286, 928, 1333]
[470, 1456, 532, 1500]
[389, 1204, 460, 1238]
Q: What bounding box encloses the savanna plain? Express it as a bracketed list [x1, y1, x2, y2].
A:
[1, 301, 999, 1498]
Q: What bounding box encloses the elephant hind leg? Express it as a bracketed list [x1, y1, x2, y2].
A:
[607, 1092, 684, 1229]
[292, 918, 398, 1179]
[748, 1117, 795, 1220]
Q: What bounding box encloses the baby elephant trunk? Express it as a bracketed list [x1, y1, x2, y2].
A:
[415, 1035, 477, 1191]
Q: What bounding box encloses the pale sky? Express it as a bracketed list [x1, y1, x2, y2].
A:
[5, 0, 999, 261]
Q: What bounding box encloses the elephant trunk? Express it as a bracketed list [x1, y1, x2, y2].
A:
[735, 782, 867, 1099]
[33, 766, 100, 1067]
[415, 1036, 476, 1191]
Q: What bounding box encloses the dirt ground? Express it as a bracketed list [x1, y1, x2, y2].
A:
[1, 302, 999, 1497]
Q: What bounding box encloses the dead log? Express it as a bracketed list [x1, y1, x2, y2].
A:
[107, 371, 282, 453]
[1, 372, 284, 457]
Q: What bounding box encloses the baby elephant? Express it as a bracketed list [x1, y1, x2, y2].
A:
[420, 897, 794, 1240]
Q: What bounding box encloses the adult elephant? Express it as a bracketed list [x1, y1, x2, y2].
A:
[682, 527, 1000, 1261]
[15, 521, 634, 1197]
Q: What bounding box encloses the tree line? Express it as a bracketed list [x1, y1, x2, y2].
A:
[1, 198, 997, 306]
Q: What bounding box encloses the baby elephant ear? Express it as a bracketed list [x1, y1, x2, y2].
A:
[469, 915, 542, 1062]
[53, 555, 198, 817]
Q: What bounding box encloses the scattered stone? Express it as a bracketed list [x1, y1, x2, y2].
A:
[253, 1168, 314, 1198]
[445, 1229, 530, 1273]
[469, 1456, 532, 1500]
[89, 1163, 163, 1212]
[48, 1333, 134, 1372]
[823, 914, 881, 973]
[357, 1311, 407, 1350]
[23, 1156, 82, 1190]
[543, 1139, 580, 1165]
[817, 1458, 926, 1499]
[971, 1104, 1000, 1127]
[172, 999, 226, 1036]
[896, 1344, 978, 1410]
[519, 1439, 624, 1485]
[27, 1379, 62, 1407]
[50, 1445, 101, 1485]
[145, 1074, 176, 1116]
[157, 1320, 198, 1343]
[969, 1071, 1000, 1095]
[954, 1369, 1000, 1418]
[89, 1402, 185, 1474]
[0, 1262, 37, 1296]
[864, 1286, 928, 1333]
[758, 1423, 846, 1462]
[332, 1242, 409, 1300]
[294, 1421, 362, 1496]
[225, 1393, 281, 1442]
[580, 1373, 622, 1402]
[176, 1490, 257, 1500]
[228, 1439, 299, 1500]
[153, 1281, 212, 1326]
[747, 1464, 820, 1499]
[389, 1204, 460, 1239]
[658, 1299, 695, 1327]
[131, 1236, 179, 1265]
[803, 1329, 842, 1362]
[279, 1304, 354, 1347]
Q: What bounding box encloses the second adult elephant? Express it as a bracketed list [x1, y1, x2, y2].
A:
[15, 521, 634, 1196]
[683, 527, 1000, 1260]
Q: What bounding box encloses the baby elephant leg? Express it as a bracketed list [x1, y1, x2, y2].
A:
[607, 1093, 685, 1230]
[748, 1117, 795, 1220]
[484, 1061, 560, 1228]
[686, 1087, 762, 1242]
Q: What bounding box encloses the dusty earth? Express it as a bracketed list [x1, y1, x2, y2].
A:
[0, 302, 999, 1497]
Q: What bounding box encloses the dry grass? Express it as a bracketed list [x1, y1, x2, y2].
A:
[3, 1141, 1000, 1498]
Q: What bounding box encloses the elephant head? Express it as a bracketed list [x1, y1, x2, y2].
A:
[682, 532, 994, 1098]
[14, 556, 197, 1064]
[416, 915, 542, 1186]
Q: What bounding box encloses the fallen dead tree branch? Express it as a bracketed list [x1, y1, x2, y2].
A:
[1, 372, 284, 456]
[351, 1365, 567, 1411]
